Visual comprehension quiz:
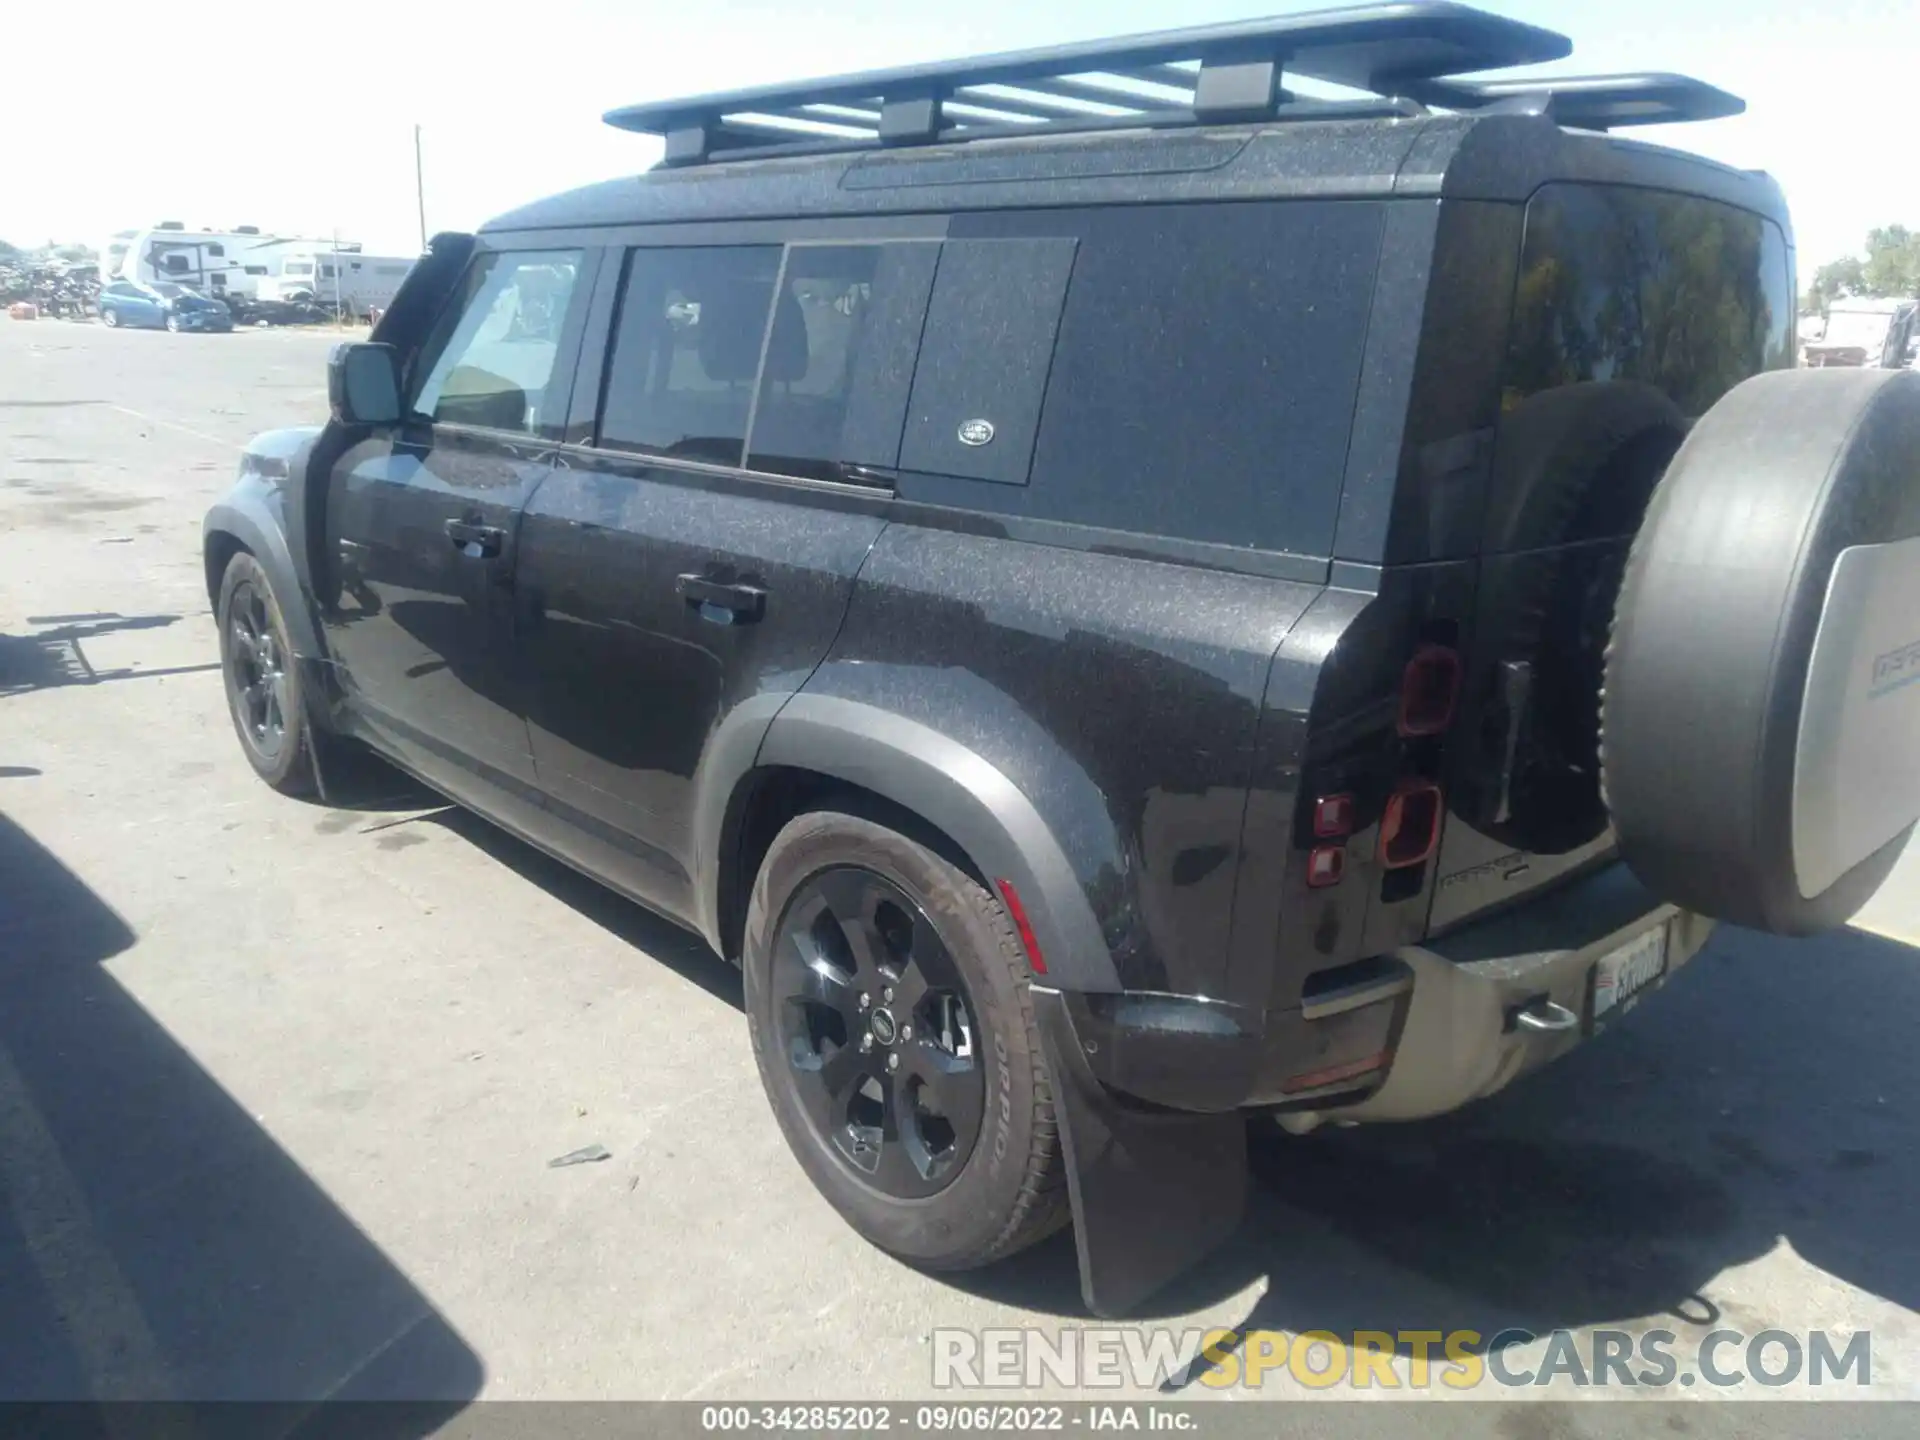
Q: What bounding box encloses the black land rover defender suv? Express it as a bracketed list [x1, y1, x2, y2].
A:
[204, 3, 1920, 1316]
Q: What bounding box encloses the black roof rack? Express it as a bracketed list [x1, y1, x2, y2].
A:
[604, 3, 1743, 167]
[1410, 72, 1745, 129]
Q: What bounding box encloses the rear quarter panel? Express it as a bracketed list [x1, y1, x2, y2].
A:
[800, 522, 1321, 1000]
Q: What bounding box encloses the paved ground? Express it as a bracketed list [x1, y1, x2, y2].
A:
[2, 316, 1918, 1423]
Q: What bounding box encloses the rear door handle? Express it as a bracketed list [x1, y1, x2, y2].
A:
[676, 573, 766, 624]
[445, 519, 505, 559]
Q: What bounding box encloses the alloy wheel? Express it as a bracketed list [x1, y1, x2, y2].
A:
[771, 866, 987, 1198]
[226, 581, 290, 760]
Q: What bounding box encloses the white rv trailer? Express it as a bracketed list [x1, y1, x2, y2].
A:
[255, 248, 418, 318]
[103, 224, 368, 303]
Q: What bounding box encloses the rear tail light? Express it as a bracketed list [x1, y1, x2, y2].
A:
[1398, 644, 1462, 737]
[1379, 781, 1443, 869]
[1313, 793, 1355, 838]
[1307, 845, 1345, 888]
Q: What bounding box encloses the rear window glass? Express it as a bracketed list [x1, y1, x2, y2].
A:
[1504, 184, 1794, 418]
[1489, 184, 1795, 549]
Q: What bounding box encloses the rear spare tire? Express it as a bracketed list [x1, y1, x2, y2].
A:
[1602, 368, 1920, 934]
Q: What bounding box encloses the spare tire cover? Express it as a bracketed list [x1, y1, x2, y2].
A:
[1602, 368, 1920, 935]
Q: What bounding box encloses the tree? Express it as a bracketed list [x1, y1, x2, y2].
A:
[1803, 225, 1920, 312]
[1861, 225, 1920, 299]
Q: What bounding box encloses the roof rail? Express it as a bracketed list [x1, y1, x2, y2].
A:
[605, 2, 1572, 166]
[604, 3, 1743, 167]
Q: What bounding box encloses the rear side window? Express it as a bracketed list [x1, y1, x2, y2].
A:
[1504, 185, 1794, 417]
[599, 246, 782, 465]
[895, 202, 1385, 557]
[1488, 184, 1795, 550]
[746, 242, 938, 481]
[409, 248, 584, 434]
[899, 237, 1078, 486]
[600, 240, 938, 478]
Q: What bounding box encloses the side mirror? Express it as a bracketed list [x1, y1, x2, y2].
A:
[328, 342, 401, 426]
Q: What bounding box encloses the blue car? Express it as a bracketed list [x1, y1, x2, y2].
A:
[99, 280, 234, 332]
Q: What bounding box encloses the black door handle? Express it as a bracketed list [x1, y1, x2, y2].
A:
[445, 518, 505, 559]
[676, 573, 766, 624]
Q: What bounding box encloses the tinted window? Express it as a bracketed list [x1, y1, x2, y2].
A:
[1504, 185, 1794, 417]
[900, 237, 1077, 487]
[899, 202, 1382, 554]
[745, 242, 938, 481]
[1488, 185, 1795, 551]
[410, 248, 583, 434]
[599, 246, 781, 464]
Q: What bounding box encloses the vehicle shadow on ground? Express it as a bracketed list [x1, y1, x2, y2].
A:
[427, 805, 745, 1011]
[955, 923, 1920, 1352]
[0, 613, 210, 697]
[0, 811, 484, 1423]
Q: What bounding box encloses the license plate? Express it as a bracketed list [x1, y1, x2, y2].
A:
[1590, 924, 1670, 1028]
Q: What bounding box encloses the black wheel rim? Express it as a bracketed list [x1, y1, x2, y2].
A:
[225, 581, 290, 760]
[771, 867, 987, 1198]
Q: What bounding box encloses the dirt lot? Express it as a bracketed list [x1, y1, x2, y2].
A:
[3, 317, 1919, 1421]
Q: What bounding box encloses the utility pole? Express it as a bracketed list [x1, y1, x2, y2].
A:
[414, 124, 428, 251]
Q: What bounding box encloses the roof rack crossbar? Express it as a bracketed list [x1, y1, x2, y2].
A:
[1007, 74, 1189, 110]
[611, 5, 1740, 165]
[949, 85, 1128, 120]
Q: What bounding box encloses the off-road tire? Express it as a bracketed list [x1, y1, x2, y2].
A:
[743, 807, 1069, 1269]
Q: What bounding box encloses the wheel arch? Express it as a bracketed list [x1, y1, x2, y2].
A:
[700, 693, 1118, 995]
[202, 486, 325, 663]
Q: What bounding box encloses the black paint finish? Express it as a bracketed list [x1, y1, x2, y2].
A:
[802, 522, 1321, 1001]
[322, 425, 551, 809]
[512, 454, 886, 923]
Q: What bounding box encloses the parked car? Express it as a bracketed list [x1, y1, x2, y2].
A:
[99, 280, 233, 332]
[202, 4, 1920, 1319]
[1802, 295, 1918, 369]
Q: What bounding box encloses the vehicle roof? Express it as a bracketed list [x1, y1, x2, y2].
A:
[483, 111, 1789, 238]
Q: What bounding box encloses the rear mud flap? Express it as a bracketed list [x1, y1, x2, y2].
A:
[1033, 990, 1247, 1318]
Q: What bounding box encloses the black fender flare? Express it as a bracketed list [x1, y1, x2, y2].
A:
[202, 474, 325, 664]
[747, 692, 1119, 996]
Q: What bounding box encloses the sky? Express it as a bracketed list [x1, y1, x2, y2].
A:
[4, 0, 1914, 286]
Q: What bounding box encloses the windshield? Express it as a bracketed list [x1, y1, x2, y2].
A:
[152, 283, 186, 298]
[1820, 309, 1896, 351]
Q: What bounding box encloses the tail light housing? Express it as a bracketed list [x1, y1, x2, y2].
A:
[1307, 845, 1345, 888]
[1313, 793, 1355, 839]
[1379, 781, 1443, 869]
[1397, 644, 1462, 737]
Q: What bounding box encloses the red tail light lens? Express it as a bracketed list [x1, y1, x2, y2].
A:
[1379, 782, 1443, 869]
[1398, 645, 1462, 737]
[1313, 793, 1355, 839]
[1307, 845, 1345, 888]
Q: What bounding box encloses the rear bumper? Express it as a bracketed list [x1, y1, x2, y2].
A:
[1046, 860, 1710, 1122]
[1030, 861, 1712, 1316]
[1278, 863, 1714, 1130]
